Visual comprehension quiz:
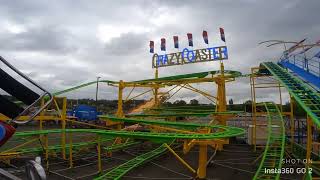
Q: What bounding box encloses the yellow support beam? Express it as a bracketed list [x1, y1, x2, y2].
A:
[0, 115, 61, 121]
[0, 138, 38, 155]
[116, 80, 125, 118]
[164, 143, 196, 174]
[124, 89, 153, 103]
[97, 135, 102, 173]
[122, 76, 235, 87]
[69, 132, 73, 168]
[198, 142, 208, 179]
[44, 134, 49, 170]
[147, 125, 195, 134]
[216, 62, 227, 126]
[154, 67, 159, 107]
[62, 97, 67, 159]
[39, 98, 45, 131]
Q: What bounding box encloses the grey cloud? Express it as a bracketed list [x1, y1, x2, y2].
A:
[0, 0, 318, 102]
[104, 33, 148, 56]
[0, 25, 77, 54]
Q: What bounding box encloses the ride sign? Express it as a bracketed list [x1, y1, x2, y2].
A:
[152, 46, 228, 68]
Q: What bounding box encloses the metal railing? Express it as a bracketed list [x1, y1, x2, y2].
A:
[281, 54, 320, 78]
[0, 56, 53, 124]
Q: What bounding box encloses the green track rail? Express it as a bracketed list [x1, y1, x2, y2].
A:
[127, 112, 217, 117]
[290, 142, 315, 179]
[52, 80, 116, 96]
[14, 118, 244, 143]
[132, 70, 242, 83]
[100, 116, 244, 132]
[95, 144, 168, 180]
[261, 62, 320, 126]
[17, 138, 112, 154]
[14, 127, 243, 143]
[52, 70, 242, 96]
[159, 105, 216, 110]
[4, 139, 141, 157]
[104, 141, 141, 152]
[253, 102, 285, 180]
[147, 108, 242, 114]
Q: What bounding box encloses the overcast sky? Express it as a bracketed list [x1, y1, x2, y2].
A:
[0, 0, 319, 104]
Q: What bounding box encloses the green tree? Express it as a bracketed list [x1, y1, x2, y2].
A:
[244, 100, 252, 113]
[190, 99, 199, 105]
[228, 98, 234, 105]
[174, 100, 187, 106]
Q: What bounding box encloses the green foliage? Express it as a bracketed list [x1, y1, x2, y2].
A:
[282, 101, 306, 117]
[189, 99, 199, 105]
[228, 98, 233, 105]
[173, 100, 187, 106]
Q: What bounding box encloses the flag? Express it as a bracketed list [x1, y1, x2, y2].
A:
[173, 36, 179, 49]
[161, 38, 166, 51]
[287, 38, 306, 54]
[219, 27, 225, 42]
[187, 33, 193, 47]
[314, 50, 320, 58]
[202, 30, 208, 44]
[149, 41, 154, 53]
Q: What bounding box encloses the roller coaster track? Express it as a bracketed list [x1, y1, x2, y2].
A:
[52, 80, 116, 96]
[126, 112, 234, 118]
[14, 123, 244, 143]
[1, 138, 140, 155]
[11, 121, 243, 179]
[99, 115, 243, 132]
[253, 102, 285, 180]
[95, 144, 168, 180]
[103, 141, 141, 152]
[51, 70, 243, 96]
[261, 62, 320, 126]
[15, 138, 112, 154]
[146, 108, 242, 114]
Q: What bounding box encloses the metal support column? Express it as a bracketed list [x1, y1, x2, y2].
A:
[62, 97, 67, 160]
[198, 142, 208, 179]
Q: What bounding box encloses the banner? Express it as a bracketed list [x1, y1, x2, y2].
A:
[152, 46, 228, 68]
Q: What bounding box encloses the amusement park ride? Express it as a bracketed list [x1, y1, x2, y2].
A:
[0, 30, 319, 180]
